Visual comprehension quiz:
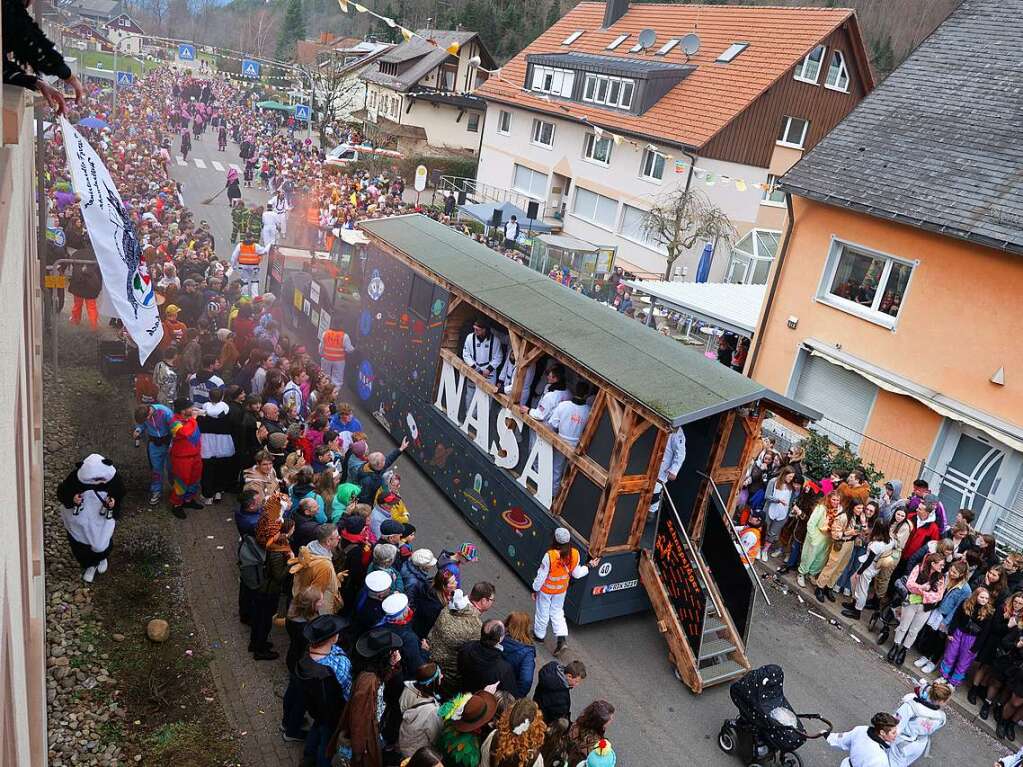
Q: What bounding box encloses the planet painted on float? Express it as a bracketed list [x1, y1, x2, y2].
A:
[501, 507, 532, 532]
[367, 269, 384, 301]
[357, 359, 374, 400]
[431, 298, 445, 317]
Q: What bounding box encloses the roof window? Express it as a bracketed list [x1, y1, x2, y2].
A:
[562, 30, 584, 45]
[716, 42, 749, 63]
[607, 33, 629, 50]
[656, 39, 680, 56]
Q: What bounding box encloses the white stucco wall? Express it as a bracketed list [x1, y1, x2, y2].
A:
[476, 102, 774, 278]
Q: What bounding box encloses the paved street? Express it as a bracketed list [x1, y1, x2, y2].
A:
[169, 135, 1008, 767]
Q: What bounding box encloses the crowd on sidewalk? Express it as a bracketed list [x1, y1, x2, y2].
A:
[735, 435, 1023, 743]
[41, 65, 622, 767]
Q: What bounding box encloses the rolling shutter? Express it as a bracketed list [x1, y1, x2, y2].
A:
[793, 353, 877, 449]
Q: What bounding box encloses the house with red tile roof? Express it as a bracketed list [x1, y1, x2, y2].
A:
[474, 0, 874, 279]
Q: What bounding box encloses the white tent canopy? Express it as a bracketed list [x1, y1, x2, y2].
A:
[624, 280, 766, 337]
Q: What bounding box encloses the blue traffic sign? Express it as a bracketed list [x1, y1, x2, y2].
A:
[115, 70, 134, 86]
[294, 104, 310, 121]
[241, 59, 261, 78]
[177, 44, 196, 61]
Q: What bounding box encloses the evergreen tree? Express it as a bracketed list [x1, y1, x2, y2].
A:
[276, 0, 306, 60]
[545, 0, 560, 28]
[869, 34, 896, 79]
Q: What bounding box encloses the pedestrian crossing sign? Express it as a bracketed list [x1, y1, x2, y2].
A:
[241, 59, 261, 78]
[116, 71, 134, 86]
[294, 104, 310, 121]
[178, 44, 196, 61]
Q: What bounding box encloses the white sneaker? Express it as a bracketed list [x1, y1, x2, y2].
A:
[83, 567, 96, 583]
[214, 492, 223, 502]
[797, 575, 806, 588]
[96, 559, 108, 575]
[770, 549, 782, 558]
[921, 662, 937, 674]
[202, 496, 214, 506]
[914, 657, 929, 668]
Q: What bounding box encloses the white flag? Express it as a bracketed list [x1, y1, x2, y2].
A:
[59, 117, 163, 364]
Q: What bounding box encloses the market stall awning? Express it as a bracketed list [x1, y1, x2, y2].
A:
[255, 100, 294, 112]
[460, 201, 555, 233]
[624, 280, 766, 337]
[536, 232, 599, 251]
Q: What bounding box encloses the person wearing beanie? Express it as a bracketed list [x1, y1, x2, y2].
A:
[532, 528, 598, 655]
[580, 738, 616, 767]
[378, 517, 404, 547]
[402, 549, 437, 620]
[160, 304, 187, 349]
[345, 434, 370, 480]
[370, 493, 400, 540]
[438, 542, 479, 589]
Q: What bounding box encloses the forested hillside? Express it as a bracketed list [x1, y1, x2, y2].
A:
[123, 0, 960, 80]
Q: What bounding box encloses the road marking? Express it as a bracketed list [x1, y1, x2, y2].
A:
[176, 155, 186, 166]
[229, 163, 241, 172]
[212, 160, 225, 172]
[193, 158, 206, 169]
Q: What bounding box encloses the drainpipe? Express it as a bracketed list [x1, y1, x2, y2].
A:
[667, 147, 698, 281]
[746, 191, 794, 378]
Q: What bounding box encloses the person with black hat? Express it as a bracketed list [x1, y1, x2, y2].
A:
[298, 614, 353, 766]
[333, 628, 404, 767]
[339, 514, 373, 614]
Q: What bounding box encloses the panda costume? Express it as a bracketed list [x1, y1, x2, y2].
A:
[56, 454, 126, 583]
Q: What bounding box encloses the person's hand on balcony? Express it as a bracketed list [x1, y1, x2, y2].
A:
[36, 79, 67, 116]
[64, 75, 85, 108]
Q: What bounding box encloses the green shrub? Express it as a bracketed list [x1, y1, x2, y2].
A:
[801, 430, 885, 496]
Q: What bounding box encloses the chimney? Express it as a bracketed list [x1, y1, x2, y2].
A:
[602, 0, 629, 29]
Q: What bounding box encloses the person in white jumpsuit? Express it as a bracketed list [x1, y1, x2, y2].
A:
[461, 317, 504, 409]
[261, 205, 281, 247]
[520, 365, 570, 452]
[499, 350, 535, 406]
[229, 239, 269, 298]
[888, 684, 950, 767]
[267, 192, 290, 238]
[827, 712, 900, 767]
[650, 426, 686, 515]
[532, 527, 596, 655]
[546, 382, 592, 494]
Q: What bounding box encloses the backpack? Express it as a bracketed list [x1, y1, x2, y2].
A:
[237, 535, 269, 590]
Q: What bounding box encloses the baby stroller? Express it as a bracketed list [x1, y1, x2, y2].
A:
[718, 665, 831, 767]
[868, 575, 909, 646]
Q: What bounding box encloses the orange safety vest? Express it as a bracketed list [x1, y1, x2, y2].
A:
[321, 329, 348, 362]
[541, 548, 580, 595]
[237, 242, 261, 266]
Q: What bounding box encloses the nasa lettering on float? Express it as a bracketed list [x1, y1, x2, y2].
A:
[434, 360, 555, 508]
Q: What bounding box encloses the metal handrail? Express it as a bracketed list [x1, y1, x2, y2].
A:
[696, 470, 772, 607]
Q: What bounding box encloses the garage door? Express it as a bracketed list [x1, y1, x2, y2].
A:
[793, 353, 878, 449]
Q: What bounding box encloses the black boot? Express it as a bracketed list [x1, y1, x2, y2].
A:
[171, 505, 186, 519]
[841, 599, 856, 610]
[815, 587, 826, 603]
[980, 700, 992, 720]
[894, 646, 907, 666]
[996, 716, 1008, 740]
[554, 636, 567, 655]
[877, 626, 891, 645]
[968, 684, 982, 705]
[824, 587, 836, 603]
[886, 644, 900, 663]
[864, 596, 880, 611]
[1007, 721, 1017, 742]
[841, 607, 862, 620]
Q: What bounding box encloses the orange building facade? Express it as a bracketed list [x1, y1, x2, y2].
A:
[751, 195, 1023, 546]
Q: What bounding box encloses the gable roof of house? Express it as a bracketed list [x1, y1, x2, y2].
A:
[780, 0, 1023, 257]
[359, 214, 816, 426]
[103, 13, 143, 32]
[476, 2, 869, 150]
[70, 0, 120, 16]
[362, 29, 492, 92]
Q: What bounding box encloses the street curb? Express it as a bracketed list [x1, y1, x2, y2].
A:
[754, 562, 1006, 744]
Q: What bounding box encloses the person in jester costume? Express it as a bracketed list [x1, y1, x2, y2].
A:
[169, 397, 204, 519]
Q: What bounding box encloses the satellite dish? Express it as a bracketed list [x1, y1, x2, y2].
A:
[637, 28, 657, 50]
[681, 33, 701, 56]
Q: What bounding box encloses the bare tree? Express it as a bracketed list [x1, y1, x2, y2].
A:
[301, 52, 365, 130]
[642, 188, 736, 281]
